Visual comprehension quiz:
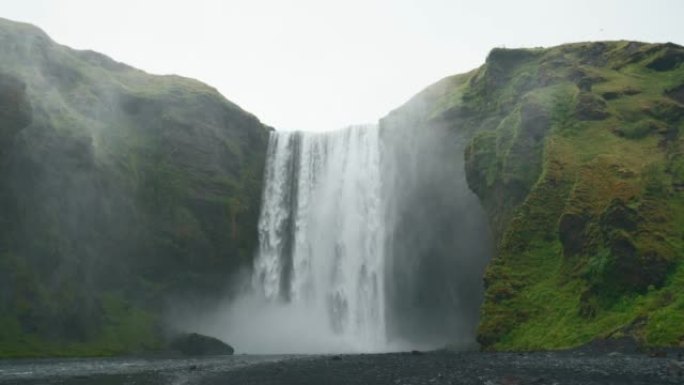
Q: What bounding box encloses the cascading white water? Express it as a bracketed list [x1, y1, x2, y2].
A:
[187, 119, 491, 354]
[253, 125, 387, 351]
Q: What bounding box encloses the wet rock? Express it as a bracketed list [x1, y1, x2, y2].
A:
[169, 333, 234, 356]
[577, 336, 641, 354]
[578, 42, 609, 66]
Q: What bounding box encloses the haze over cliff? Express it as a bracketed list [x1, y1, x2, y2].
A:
[0, 18, 270, 356]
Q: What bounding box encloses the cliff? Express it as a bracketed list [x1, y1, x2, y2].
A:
[391, 40, 684, 350]
[2, 15, 683, 356]
[0, 18, 270, 356]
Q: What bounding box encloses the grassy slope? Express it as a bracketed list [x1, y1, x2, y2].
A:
[0, 18, 270, 357]
[398, 41, 684, 350]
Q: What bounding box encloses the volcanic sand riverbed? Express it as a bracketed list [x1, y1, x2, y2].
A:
[1, 350, 683, 385]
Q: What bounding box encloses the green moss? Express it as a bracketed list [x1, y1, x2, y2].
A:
[453, 41, 684, 350]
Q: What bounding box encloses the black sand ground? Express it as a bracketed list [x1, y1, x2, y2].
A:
[1, 350, 683, 385]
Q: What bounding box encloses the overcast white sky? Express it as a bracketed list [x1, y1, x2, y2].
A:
[1, 0, 683, 131]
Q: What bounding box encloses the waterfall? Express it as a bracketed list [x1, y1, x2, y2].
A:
[253, 125, 387, 351]
[199, 120, 492, 354]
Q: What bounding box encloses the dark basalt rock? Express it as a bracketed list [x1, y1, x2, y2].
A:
[575, 335, 642, 354]
[559, 212, 590, 258]
[486, 47, 540, 69]
[578, 42, 609, 66]
[604, 232, 673, 292]
[646, 46, 684, 71]
[169, 333, 234, 356]
[600, 199, 638, 235]
[575, 92, 609, 121]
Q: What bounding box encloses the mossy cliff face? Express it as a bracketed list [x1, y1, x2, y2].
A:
[0, 18, 270, 356]
[393, 41, 684, 350]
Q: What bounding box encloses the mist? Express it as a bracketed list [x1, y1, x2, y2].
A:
[183, 95, 493, 353]
[380, 97, 493, 349]
[174, 290, 400, 354]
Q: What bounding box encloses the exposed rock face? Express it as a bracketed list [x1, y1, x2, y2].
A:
[0, 18, 270, 357]
[646, 46, 684, 71]
[558, 212, 590, 257]
[575, 92, 609, 120]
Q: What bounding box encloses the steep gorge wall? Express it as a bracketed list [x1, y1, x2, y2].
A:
[406, 41, 684, 350]
[2, 16, 683, 356]
[0, 18, 270, 356]
[380, 83, 492, 349]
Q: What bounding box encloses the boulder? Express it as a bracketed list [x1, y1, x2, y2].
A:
[169, 333, 234, 356]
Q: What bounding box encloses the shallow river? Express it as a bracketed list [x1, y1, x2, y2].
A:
[0, 351, 681, 385]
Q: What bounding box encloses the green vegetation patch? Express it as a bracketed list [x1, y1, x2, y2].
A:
[454, 41, 684, 350]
